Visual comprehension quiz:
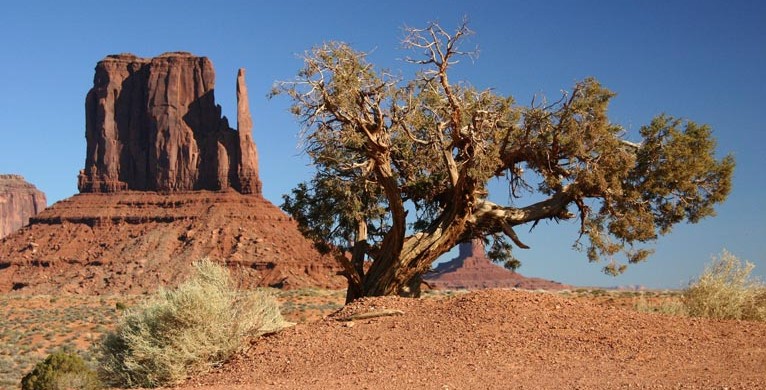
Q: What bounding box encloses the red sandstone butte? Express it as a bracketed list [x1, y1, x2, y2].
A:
[425, 239, 570, 290]
[0, 175, 46, 239]
[0, 53, 343, 294]
[78, 52, 261, 194]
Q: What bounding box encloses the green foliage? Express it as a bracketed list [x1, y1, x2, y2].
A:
[97, 259, 291, 388]
[583, 115, 734, 274]
[683, 251, 766, 321]
[275, 21, 734, 298]
[21, 350, 101, 390]
[486, 235, 520, 271]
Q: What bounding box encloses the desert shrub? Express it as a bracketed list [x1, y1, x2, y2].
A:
[21, 350, 101, 390]
[97, 259, 291, 388]
[683, 250, 766, 321]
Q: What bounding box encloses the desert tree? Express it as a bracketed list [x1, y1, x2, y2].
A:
[275, 21, 734, 303]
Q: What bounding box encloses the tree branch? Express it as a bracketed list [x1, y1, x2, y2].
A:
[471, 187, 577, 246]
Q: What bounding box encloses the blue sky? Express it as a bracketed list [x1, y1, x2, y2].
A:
[1, 1, 763, 288]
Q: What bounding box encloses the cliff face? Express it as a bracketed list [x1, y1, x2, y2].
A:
[77, 52, 261, 194]
[0, 175, 46, 239]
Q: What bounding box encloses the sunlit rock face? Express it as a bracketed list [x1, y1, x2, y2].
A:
[78, 52, 261, 195]
[0, 174, 46, 239]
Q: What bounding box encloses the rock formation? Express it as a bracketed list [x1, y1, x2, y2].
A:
[0, 53, 342, 294]
[425, 239, 570, 290]
[0, 175, 46, 239]
[0, 192, 343, 293]
[78, 52, 261, 194]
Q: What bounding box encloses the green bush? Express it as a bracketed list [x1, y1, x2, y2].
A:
[683, 250, 766, 321]
[21, 350, 101, 390]
[97, 259, 292, 388]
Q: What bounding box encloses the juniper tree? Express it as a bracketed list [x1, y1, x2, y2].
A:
[276, 22, 734, 302]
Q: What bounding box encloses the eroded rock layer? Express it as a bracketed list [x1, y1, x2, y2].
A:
[425, 240, 570, 290]
[77, 52, 261, 194]
[0, 191, 344, 294]
[0, 175, 46, 239]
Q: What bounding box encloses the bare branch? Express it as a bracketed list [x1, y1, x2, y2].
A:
[499, 221, 531, 249]
[619, 139, 642, 149]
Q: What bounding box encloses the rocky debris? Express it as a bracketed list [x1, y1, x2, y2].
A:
[188, 289, 766, 389]
[0, 191, 344, 294]
[77, 52, 261, 194]
[0, 175, 46, 239]
[425, 239, 570, 290]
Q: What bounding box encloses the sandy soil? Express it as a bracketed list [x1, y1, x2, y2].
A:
[175, 289, 766, 390]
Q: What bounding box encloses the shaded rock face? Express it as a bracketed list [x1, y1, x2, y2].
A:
[0, 175, 46, 239]
[78, 52, 261, 194]
[425, 239, 570, 290]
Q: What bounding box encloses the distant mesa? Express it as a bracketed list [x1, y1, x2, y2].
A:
[78, 52, 261, 194]
[0, 175, 46, 239]
[0, 53, 343, 294]
[425, 239, 570, 291]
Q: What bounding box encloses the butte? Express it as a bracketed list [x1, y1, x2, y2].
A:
[0, 52, 344, 294]
[425, 239, 570, 291]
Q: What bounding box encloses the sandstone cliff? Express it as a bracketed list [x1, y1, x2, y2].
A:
[0, 53, 343, 294]
[77, 52, 261, 194]
[425, 240, 570, 290]
[0, 175, 46, 239]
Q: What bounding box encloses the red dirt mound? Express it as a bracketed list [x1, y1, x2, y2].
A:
[0, 191, 344, 294]
[184, 289, 766, 389]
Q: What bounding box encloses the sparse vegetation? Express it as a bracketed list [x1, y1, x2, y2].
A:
[682, 250, 766, 321]
[634, 295, 686, 316]
[96, 259, 291, 388]
[4, 251, 762, 388]
[0, 294, 130, 387]
[0, 286, 343, 386]
[20, 350, 101, 390]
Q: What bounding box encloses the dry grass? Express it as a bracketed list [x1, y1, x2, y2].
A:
[0, 294, 136, 388]
[0, 286, 347, 387]
[634, 295, 687, 316]
[97, 259, 292, 388]
[683, 250, 766, 321]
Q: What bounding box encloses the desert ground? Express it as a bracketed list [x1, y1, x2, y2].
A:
[3, 288, 765, 389]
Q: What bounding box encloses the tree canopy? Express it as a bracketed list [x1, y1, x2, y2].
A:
[275, 22, 734, 302]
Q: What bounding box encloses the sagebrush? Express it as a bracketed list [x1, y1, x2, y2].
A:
[683, 250, 766, 321]
[21, 350, 101, 390]
[97, 259, 290, 388]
